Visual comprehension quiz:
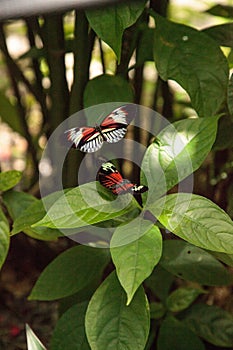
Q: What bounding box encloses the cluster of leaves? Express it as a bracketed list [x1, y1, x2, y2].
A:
[0, 1, 233, 349]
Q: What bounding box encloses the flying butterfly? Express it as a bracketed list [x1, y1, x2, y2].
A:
[65, 105, 134, 153]
[97, 159, 148, 195]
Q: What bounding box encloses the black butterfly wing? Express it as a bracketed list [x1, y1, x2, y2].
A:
[100, 106, 129, 143]
[65, 126, 104, 153]
[97, 161, 124, 194]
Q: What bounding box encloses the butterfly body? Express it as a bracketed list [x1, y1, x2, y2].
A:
[97, 161, 148, 195]
[66, 106, 129, 153]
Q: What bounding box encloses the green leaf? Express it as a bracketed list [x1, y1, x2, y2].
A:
[141, 116, 220, 202]
[211, 251, 233, 267]
[166, 287, 205, 313]
[180, 303, 233, 347]
[0, 170, 22, 191]
[110, 217, 162, 304]
[136, 27, 154, 66]
[83, 74, 134, 108]
[228, 74, 233, 116]
[144, 265, 174, 302]
[11, 197, 61, 241]
[0, 91, 25, 136]
[29, 245, 110, 300]
[0, 208, 10, 269]
[50, 302, 90, 350]
[152, 13, 228, 117]
[202, 23, 233, 48]
[26, 324, 47, 350]
[149, 193, 233, 254]
[150, 302, 166, 320]
[214, 115, 233, 150]
[205, 4, 233, 18]
[160, 240, 233, 285]
[158, 316, 205, 350]
[33, 182, 140, 229]
[85, 271, 150, 350]
[86, 2, 146, 60]
[3, 190, 37, 220]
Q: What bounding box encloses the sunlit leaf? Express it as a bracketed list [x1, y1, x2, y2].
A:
[33, 182, 140, 230]
[152, 13, 228, 117]
[86, 2, 146, 60]
[149, 193, 233, 254]
[141, 116, 220, 203]
[111, 217, 162, 304]
[85, 271, 150, 350]
[0, 170, 22, 191]
[26, 324, 47, 350]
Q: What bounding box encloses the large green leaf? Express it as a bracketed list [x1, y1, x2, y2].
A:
[0, 91, 25, 136]
[83, 74, 134, 108]
[11, 196, 61, 241]
[141, 116, 220, 203]
[3, 190, 37, 219]
[26, 324, 47, 350]
[0, 208, 10, 269]
[149, 193, 233, 254]
[86, 2, 146, 60]
[136, 27, 154, 66]
[180, 303, 233, 347]
[158, 316, 205, 350]
[202, 23, 233, 48]
[0, 170, 22, 191]
[50, 302, 90, 350]
[160, 240, 232, 285]
[110, 217, 162, 304]
[29, 245, 110, 300]
[152, 13, 228, 117]
[85, 271, 150, 350]
[33, 182, 140, 229]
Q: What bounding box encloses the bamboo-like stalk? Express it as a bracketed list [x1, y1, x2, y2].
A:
[66, 11, 95, 188]
[0, 23, 39, 184]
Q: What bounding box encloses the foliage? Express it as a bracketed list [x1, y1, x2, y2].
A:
[0, 0, 233, 349]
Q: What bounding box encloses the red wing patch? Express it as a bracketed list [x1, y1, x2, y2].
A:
[65, 106, 130, 153]
[97, 160, 148, 195]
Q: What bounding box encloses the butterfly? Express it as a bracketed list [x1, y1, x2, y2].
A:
[97, 159, 148, 195]
[65, 105, 132, 153]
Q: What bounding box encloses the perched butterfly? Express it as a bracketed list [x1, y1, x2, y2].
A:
[97, 160, 148, 195]
[65, 105, 133, 153]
